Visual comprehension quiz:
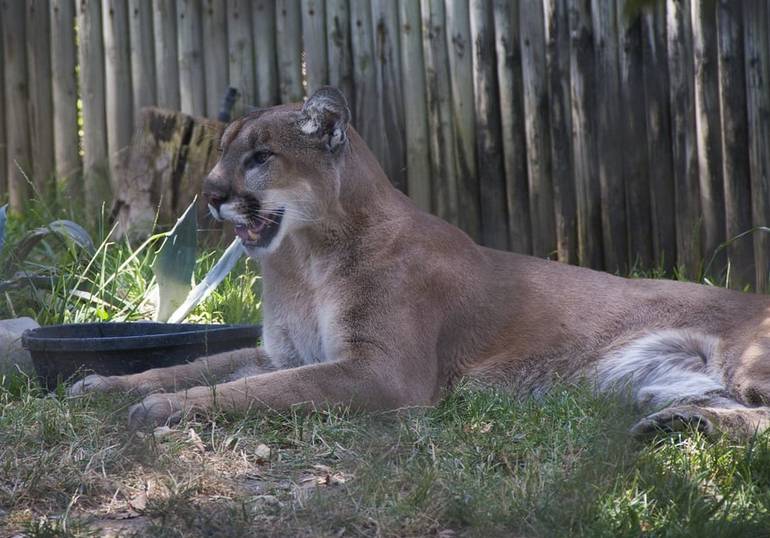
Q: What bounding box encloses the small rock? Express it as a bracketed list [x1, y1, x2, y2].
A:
[188, 428, 206, 451]
[152, 425, 175, 439]
[0, 317, 39, 378]
[254, 443, 271, 462]
[252, 494, 282, 509]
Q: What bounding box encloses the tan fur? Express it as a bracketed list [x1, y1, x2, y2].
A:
[70, 88, 770, 438]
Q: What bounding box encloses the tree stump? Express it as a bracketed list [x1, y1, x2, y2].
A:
[112, 107, 225, 243]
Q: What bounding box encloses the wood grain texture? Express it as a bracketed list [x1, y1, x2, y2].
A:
[520, 0, 556, 258]
[398, 0, 431, 211]
[743, 0, 770, 291]
[350, 0, 388, 170]
[444, 0, 479, 240]
[50, 0, 81, 195]
[153, 0, 181, 110]
[129, 0, 157, 121]
[493, 0, 531, 254]
[276, 0, 304, 102]
[691, 0, 725, 269]
[202, 0, 228, 117]
[253, 0, 278, 107]
[617, 8, 652, 268]
[716, 0, 754, 288]
[177, 0, 205, 116]
[469, 0, 506, 248]
[372, 0, 406, 192]
[667, 0, 702, 278]
[26, 0, 55, 200]
[421, 0, 458, 225]
[567, 0, 601, 267]
[0, 5, 5, 200]
[77, 0, 111, 215]
[545, 0, 577, 264]
[641, 3, 675, 273]
[591, 0, 626, 272]
[103, 0, 134, 189]
[227, 0, 254, 114]
[1, 0, 31, 211]
[325, 0, 354, 110]
[302, 0, 329, 93]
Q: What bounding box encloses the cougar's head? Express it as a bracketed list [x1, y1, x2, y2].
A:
[203, 87, 351, 255]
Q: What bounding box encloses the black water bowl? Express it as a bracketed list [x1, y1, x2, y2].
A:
[22, 322, 261, 390]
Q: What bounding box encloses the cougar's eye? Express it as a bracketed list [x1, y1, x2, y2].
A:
[243, 150, 272, 170]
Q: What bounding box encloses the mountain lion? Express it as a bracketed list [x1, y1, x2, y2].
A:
[71, 87, 770, 438]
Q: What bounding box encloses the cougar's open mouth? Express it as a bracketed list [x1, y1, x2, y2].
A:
[234, 208, 284, 248]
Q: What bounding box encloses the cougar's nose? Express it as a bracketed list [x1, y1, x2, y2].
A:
[203, 174, 229, 206]
[203, 178, 229, 220]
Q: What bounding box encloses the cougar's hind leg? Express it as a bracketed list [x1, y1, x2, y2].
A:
[595, 330, 770, 439]
[68, 347, 273, 397]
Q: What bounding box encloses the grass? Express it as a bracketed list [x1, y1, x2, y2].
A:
[2, 210, 770, 536]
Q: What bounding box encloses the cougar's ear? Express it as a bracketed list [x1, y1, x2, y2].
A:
[299, 86, 351, 152]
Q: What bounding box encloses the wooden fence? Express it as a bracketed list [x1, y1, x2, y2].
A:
[1, 0, 769, 290]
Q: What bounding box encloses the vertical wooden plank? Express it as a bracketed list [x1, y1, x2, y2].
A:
[372, 0, 404, 189]
[228, 0, 254, 113]
[421, 0, 458, 225]
[26, 0, 55, 200]
[520, 0, 556, 258]
[0, 5, 5, 201]
[567, 0, 601, 268]
[1, 0, 31, 212]
[302, 0, 328, 93]
[667, 0, 701, 279]
[444, 0, 479, 240]
[544, 0, 577, 264]
[641, 3, 675, 273]
[743, 0, 770, 292]
[493, 0, 531, 254]
[591, 0, 626, 272]
[103, 0, 134, 188]
[253, 0, 278, 107]
[77, 0, 111, 214]
[617, 8, 652, 268]
[398, 0, 431, 211]
[350, 0, 388, 168]
[153, 0, 180, 110]
[325, 0, 354, 109]
[716, 0, 754, 288]
[691, 0, 725, 270]
[129, 0, 156, 124]
[372, 0, 406, 192]
[177, 0, 205, 116]
[50, 0, 81, 196]
[469, 0, 507, 249]
[276, 0, 304, 102]
[202, 0, 227, 117]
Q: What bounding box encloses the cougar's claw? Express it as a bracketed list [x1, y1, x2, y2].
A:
[67, 374, 117, 397]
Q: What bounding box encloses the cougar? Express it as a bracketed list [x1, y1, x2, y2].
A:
[71, 87, 770, 438]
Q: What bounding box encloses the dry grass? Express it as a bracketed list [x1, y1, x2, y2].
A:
[4, 379, 770, 537]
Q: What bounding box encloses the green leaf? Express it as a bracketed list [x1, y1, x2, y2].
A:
[48, 220, 96, 255]
[152, 198, 198, 321]
[167, 238, 246, 323]
[3, 219, 96, 277]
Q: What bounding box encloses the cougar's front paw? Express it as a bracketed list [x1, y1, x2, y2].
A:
[67, 374, 119, 397]
[128, 393, 184, 430]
